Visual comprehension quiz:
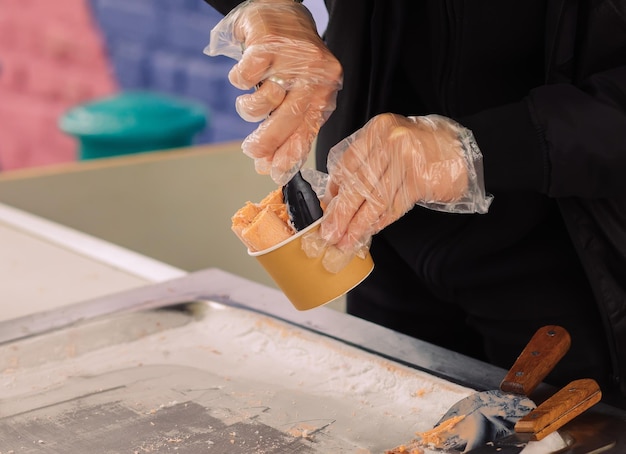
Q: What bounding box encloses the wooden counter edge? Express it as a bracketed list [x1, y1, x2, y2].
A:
[0, 141, 244, 181]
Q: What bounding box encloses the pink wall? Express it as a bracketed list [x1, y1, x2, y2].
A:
[0, 0, 118, 170]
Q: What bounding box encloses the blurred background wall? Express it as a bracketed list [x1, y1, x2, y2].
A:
[0, 0, 328, 171]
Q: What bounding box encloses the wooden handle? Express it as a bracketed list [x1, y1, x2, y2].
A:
[515, 378, 602, 441]
[500, 325, 571, 395]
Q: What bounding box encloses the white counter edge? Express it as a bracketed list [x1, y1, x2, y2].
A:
[0, 203, 186, 283]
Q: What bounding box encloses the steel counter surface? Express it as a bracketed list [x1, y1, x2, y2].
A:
[0, 269, 624, 453]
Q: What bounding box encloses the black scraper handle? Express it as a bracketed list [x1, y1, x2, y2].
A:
[282, 171, 324, 231]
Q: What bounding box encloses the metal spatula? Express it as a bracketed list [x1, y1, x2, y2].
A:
[466, 378, 602, 453]
[431, 325, 571, 452]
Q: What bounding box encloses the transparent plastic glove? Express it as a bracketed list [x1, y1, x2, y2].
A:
[205, 0, 343, 185]
[302, 113, 493, 273]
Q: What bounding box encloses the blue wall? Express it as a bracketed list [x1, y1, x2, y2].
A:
[89, 0, 256, 144]
[89, 0, 329, 145]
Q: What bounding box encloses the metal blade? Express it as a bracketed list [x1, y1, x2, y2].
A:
[432, 390, 536, 452]
[467, 379, 602, 453]
[464, 432, 534, 454]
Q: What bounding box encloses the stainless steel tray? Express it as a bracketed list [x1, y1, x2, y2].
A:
[1, 269, 624, 453]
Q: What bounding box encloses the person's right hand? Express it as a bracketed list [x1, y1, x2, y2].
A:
[302, 114, 493, 273]
[206, 0, 343, 186]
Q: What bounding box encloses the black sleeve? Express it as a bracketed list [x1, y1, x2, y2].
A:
[529, 66, 626, 198]
[459, 65, 626, 199]
[203, 0, 244, 16]
[458, 100, 547, 196]
[458, 1, 626, 200]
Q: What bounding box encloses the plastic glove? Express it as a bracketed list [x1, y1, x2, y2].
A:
[302, 113, 493, 273]
[205, 0, 343, 185]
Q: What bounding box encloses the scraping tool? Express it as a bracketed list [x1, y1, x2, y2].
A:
[466, 378, 602, 453]
[282, 170, 324, 231]
[431, 325, 571, 452]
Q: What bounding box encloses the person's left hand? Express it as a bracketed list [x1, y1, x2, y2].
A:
[205, 0, 343, 185]
[302, 113, 492, 273]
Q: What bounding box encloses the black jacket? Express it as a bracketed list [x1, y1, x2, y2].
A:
[540, 0, 626, 398]
[205, 0, 626, 395]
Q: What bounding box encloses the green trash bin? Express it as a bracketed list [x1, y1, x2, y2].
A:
[59, 91, 208, 160]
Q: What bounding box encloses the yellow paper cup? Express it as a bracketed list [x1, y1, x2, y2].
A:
[249, 219, 374, 311]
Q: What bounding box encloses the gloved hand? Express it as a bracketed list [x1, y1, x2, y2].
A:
[302, 113, 493, 273]
[205, 0, 343, 185]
